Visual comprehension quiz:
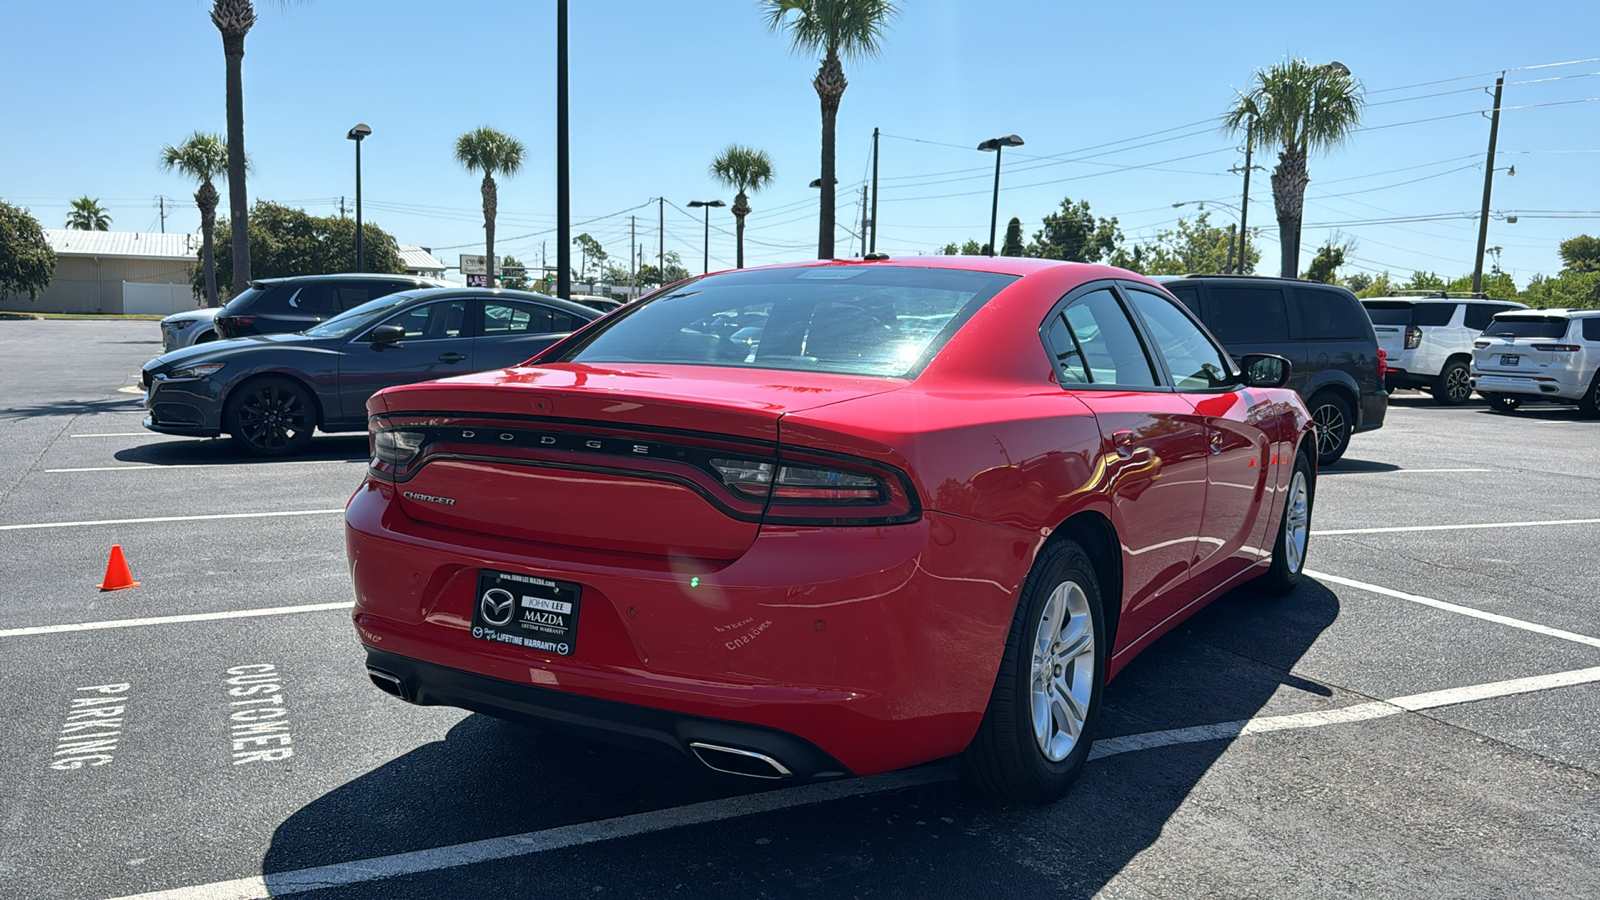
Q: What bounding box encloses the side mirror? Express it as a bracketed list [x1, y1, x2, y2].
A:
[368, 324, 406, 347]
[1238, 353, 1291, 388]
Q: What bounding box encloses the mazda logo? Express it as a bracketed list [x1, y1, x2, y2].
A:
[480, 588, 515, 627]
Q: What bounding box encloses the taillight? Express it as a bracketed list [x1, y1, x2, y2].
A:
[1376, 348, 1387, 381]
[1404, 326, 1422, 350]
[1473, 340, 1491, 349]
[710, 453, 918, 525]
[218, 315, 255, 330]
[710, 458, 886, 503]
[1531, 343, 1581, 352]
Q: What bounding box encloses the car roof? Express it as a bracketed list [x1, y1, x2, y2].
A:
[1153, 273, 1336, 286]
[1361, 295, 1524, 304]
[252, 273, 448, 286]
[385, 286, 602, 318]
[1493, 307, 1600, 318]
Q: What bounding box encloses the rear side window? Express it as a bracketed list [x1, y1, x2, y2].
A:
[1293, 287, 1368, 340]
[1412, 303, 1458, 327]
[336, 286, 373, 312]
[283, 284, 332, 317]
[1207, 286, 1289, 344]
[1486, 316, 1571, 339]
[482, 301, 582, 335]
[1168, 285, 1201, 315]
[1585, 318, 1600, 342]
[558, 266, 1016, 378]
[1046, 289, 1158, 388]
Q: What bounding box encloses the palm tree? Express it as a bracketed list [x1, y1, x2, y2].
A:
[761, 0, 897, 259]
[1224, 59, 1364, 278]
[66, 197, 112, 231]
[160, 132, 230, 307]
[211, 1, 301, 296]
[709, 145, 776, 268]
[454, 127, 527, 281]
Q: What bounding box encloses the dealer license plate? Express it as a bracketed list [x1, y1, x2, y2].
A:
[1500, 355, 1520, 366]
[471, 569, 582, 656]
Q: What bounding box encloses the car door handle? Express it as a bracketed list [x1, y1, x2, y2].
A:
[1112, 430, 1134, 459]
[438, 352, 468, 363]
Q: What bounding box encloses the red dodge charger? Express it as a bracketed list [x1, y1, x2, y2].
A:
[345, 257, 1314, 802]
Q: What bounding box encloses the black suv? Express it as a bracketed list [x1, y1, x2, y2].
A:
[214, 273, 448, 339]
[1156, 275, 1386, 465]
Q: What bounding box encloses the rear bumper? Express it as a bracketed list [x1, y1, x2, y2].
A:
[363, 646, 851, 780]
[345, 479, 1036, 776]
[1470, 373, 1585, 401]
[1354, 390, 1387, 433]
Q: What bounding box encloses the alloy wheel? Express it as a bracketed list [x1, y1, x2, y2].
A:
[235, 384, 311, 451]
[1445, 365, 1472, 403]
[1284, 469, 1310, 574]
[1312, 403, 1347, 459]
[1030, 580, 1095, 763]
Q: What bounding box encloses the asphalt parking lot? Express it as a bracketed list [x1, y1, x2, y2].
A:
[2, 318, 1597, 900]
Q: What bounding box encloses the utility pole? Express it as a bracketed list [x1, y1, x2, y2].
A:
[555, 0, 571, 300]
[1225, 224, 1236, 274]
[158, 197, 167, 233]
[658, 197, 665, 284]
[1232, 119, 1254, 274]
[870, 127, 880, 253]
[1473, 74, 1506, 295]
[630, 215, 637, 291]
[859, 184, 869, 257]
[340, 196, 346, 219]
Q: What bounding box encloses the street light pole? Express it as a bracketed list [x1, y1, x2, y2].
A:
[346, 123, 371, 272]
[977, 135, 1024, 257]
[687, 200, 725, 275]
[556, 0, 571, 300]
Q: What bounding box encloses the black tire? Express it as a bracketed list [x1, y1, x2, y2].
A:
[224, 376, 317, 457]
[1307, 393, 1353, 466]
[958, 539, 1106, 804]
[1257, 449, 1315, 596]
[1434, 359, 1472, 406]
[1483, 393, 1521, 414]
[1579, 371, 1600, 418]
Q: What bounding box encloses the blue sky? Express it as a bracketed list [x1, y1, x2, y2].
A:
[4, 1, 1599, 286]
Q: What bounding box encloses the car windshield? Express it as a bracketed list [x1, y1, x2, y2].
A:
[553, 266, 1017, 378]
[304, 291, 429, 338]
[1361, 301, 1414, 325]
[1485, 316, 1570, 339]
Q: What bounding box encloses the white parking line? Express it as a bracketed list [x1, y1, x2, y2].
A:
[1090, 665, 1600, 760]
[0, 509, 344, 531]
[1368, 468, 1492, 474]
[108, 664, 1600, 900]
[69, 433, 158, 438]
[1306, 569, 1600, 650]
[1314, 517, 1600, 536]
[46, 460, 364, 473]
[0, 602, 354, 639]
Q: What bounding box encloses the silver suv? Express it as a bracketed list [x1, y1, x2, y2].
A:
[1361, 293, 1527, 405]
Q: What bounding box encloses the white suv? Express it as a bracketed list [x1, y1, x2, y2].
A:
[1361, 294, 1527, 405]
[1471, 309, 1600, 416]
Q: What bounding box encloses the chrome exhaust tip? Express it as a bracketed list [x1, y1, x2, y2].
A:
[366, 667, 411, 702]
[688, 741, 793, 779]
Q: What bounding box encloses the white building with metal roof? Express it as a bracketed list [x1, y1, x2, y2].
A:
[397, 244, 446, 279]
[18, 230, 202, 315]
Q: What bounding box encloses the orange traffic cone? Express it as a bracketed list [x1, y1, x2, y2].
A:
[97, 545, 140, 591]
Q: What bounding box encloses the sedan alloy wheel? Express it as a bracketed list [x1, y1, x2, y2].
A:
[227, 377, 315, 456]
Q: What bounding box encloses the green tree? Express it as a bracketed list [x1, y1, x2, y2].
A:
[1351, 272, 1396, 298]
[1403, 271, 1447, 291]
[1026, 197, 1123, 263]
[161, 131, 231, 307]
[1117, 212, 1258, 275]
[500, 255, 530, 290]
[761, 0, 897, 259]
[195, 201, 405, 299]
[938, 239, 984, 255]
[1344, 272, 1373, 293]
[66, 196, 112, 231]
[1521, 271, 1600, 309]
[1224, 59, 1364, 278]
[710, 144, 776, 269]
[1557, 234, 1600, 273]
[454, 126, 526, 286]
[573, 233, 606, 281]
[1001, 217, 1024, 257]
[1303, 236, 1355, 284]
[0, 200, 56, 302]
[635, 251, 691, 288]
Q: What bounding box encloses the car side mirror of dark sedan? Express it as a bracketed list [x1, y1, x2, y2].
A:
[1238, 353, 1292, 389]
[368, 324, 406, 348]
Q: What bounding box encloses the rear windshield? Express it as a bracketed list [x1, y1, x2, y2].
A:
[219, 285, 269, 315]
[553, 266, 1017, 378]
[1361, 301, 1413, 325]
[1484, 316, 1571, 339]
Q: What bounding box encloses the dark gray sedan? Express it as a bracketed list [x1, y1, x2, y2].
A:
[141, 287, 601, 455]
